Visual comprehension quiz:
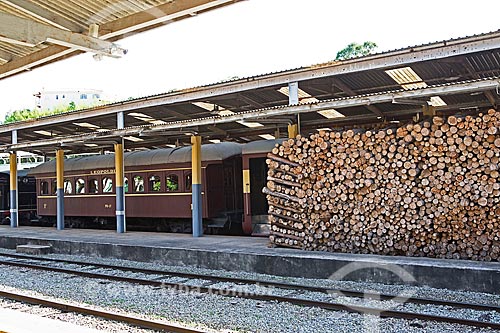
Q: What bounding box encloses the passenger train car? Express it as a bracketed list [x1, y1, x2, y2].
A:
[0, 170, 37, 225]
[28, 140, 280, 235]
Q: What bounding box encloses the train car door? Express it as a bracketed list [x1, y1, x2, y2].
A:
[249, 157, 269, 234]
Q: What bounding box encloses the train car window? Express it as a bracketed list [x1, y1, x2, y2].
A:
[124, 177, 129, 193]
[166, 174, 178, 192]
[185, 173, 192, 191]
[149, 175, 161, 192]
[40, 181, 49, 195]
[88, 178, 99, 193]
[63, 179, 73, 194]
[103, 177, 113, 193]
[76, 178, 85, 194]
[133, 175, 144, 192]
[51, 181, 57, 194]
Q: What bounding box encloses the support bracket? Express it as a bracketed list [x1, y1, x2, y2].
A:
[0, 12, 127, 58]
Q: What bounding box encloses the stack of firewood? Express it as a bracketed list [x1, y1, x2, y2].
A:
[265, 109, 500, 261]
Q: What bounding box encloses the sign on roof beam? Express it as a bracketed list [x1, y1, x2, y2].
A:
[0, 0, 83, 32]
[0, 12, 126, 58]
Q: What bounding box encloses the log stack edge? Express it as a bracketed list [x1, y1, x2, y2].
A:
[265, 109, 500, 261]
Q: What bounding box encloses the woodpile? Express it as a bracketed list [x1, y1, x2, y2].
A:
[265, 109, 500, 261]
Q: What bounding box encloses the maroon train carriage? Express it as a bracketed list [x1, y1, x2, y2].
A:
[28, 143, 244, 233]
[0, 170, 37, 225]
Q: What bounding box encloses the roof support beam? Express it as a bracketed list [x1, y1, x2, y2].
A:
[0, 0, 241, 80]
[0, 0, 83, 32]
[237, 94, 267, 108]
[4, 29, 496, 117]
[162, 108, 227, 136]
[457, 59, 498, 109]
[2, 77, 498, 151]
[330, 77, 385, 117]
[0, 12, 126, 56]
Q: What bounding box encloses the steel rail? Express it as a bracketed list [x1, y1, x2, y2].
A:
[0, 252, 498, 314]
[0, 254, 499, 330]
[0, 290, 207, 333]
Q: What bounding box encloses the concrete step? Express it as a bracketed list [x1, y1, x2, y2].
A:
[16, 244, 52, 255]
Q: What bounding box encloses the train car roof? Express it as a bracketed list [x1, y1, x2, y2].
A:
[0, 169, 31, 177]
[241, 139, 284, 155]
[29, 142, 242, 175]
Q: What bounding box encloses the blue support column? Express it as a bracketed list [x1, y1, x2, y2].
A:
[115, 142, 126, 233]
[9, 152, 18, 228]
[191, 135, 202, 237]
[56, 149, 64, 230]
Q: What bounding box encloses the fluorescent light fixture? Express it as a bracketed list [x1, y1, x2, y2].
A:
[129, 112, 167, 125]
[385, 67, 429, 90]
[385, 67, 423, 85]
[259, 134, 276, 140]
[316, 128, 331, 131]
[124, 136, 144, 142]
[194, 102, 264, 127]
[429, 96, 447, 106]
[209, 139, 221, 143]
[279, 86, 346, 120]
[218, 110, 235, 116]
[278, 87, 315, 99]
[128, 112, 152, 118]
[74, 122, 100, 129]
[84, 143, 99, 147]
[192, 102, 215, 111]
[238, 121, 264, 128]
[318, 109, 345, 119]
[34, 130, 53, 136]
[401, 82, 428, 90]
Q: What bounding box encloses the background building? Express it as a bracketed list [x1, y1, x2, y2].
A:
[33, 89, 103, 110]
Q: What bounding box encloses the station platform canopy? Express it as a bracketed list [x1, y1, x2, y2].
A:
[0, 0, 240, 79]
[0, 29, 499, 154]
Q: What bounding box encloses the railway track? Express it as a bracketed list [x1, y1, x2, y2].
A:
[0, 289, 206, 333]
[0, 252, 499, 330]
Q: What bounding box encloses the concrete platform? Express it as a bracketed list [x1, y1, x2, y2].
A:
[0, 226, 499, 294]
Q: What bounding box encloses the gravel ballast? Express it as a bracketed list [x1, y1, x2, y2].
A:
[0, 249, 499, 332]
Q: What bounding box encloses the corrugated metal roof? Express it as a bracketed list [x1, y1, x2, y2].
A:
[0, 0, 242, 78]
[1, 29, 499, 151]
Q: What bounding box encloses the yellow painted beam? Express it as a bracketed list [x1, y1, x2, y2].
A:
[114, 143, 124, 187]
[56, 149, 64, 190]
[288, 124, 298, 139]
[9, 153, 17, 191]
[191, 135, 202, 185]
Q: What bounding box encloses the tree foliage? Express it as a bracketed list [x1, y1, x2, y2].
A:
[2, 100, 106, 124]
[335, 41, 378, 60]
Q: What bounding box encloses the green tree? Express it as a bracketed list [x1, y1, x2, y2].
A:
[335, 42, 378, 60]
[2, 100, 108, 124]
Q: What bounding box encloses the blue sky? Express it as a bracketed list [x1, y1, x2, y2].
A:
[0, 0, 499, 116]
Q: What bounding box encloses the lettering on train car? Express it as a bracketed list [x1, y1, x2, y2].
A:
[91, 169, 116, 175]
